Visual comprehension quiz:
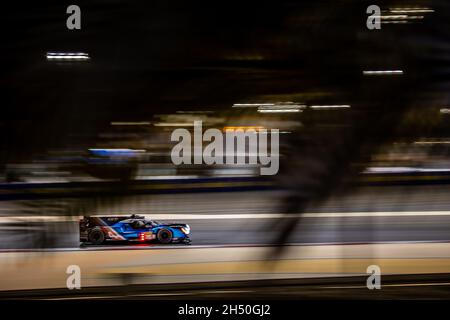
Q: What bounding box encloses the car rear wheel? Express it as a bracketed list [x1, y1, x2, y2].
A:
[88, 227, 105, 245]
[157, 228, 173, 244]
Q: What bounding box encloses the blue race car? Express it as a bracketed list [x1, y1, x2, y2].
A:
[79, 214, 191, 245]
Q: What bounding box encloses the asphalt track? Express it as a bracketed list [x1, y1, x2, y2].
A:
[1, 186, 450, 249]
[2, 212, 450, 249]
[1, 242, 450, 293]
[1, 183, 450, 298]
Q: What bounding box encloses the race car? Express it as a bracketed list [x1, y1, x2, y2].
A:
[79, 214, 191, 245]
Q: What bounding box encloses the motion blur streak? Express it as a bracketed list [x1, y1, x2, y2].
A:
[46, 52, 90, 60]
[362, 70, 404, 75]
[2, 0, 450, 299]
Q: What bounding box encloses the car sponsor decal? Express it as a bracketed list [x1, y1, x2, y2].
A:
[100, 226, 126, 240]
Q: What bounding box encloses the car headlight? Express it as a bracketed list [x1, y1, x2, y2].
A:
[181, 225, 190, 235]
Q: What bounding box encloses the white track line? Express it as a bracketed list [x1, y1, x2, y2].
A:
[1, 211, 450, 223]
[1, 240, 450, 253]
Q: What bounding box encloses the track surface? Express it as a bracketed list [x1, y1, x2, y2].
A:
[1, 186, 450, 249]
